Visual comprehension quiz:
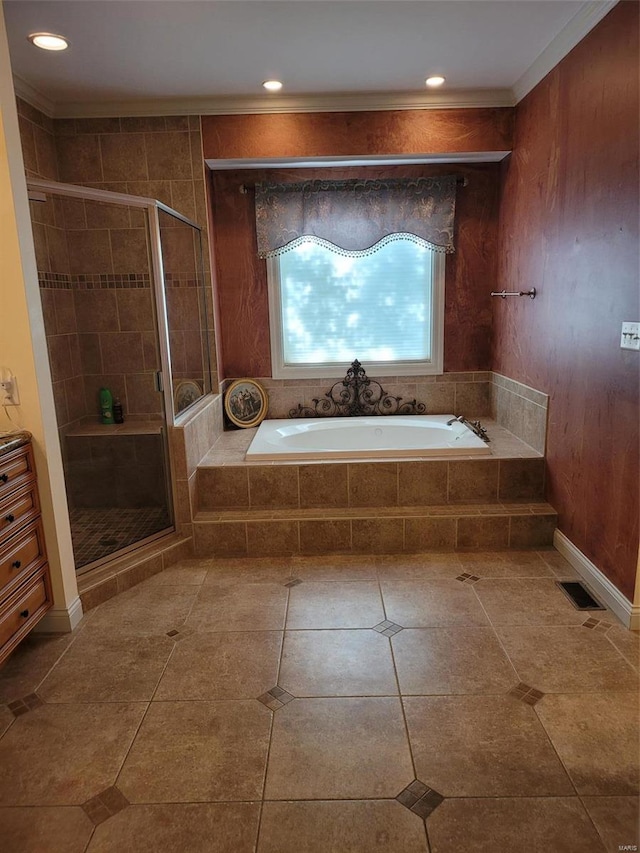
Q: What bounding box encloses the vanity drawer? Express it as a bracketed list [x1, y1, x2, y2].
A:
[0, 445, 35, 497]
[0, 483, 40, 540]
[0, 520, 47, 598]
[0, 568, 51, 655]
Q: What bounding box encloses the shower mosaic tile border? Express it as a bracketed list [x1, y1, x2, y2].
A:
[38, 271, 151, 290]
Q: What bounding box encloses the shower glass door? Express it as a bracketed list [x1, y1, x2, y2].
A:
[29, 184, 174, 571]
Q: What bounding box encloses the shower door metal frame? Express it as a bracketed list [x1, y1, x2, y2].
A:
[26, 178, 204, 568]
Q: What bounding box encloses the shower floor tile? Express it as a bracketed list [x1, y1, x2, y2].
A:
[1, 548, 637, 853]
[70, 507, 171, 568]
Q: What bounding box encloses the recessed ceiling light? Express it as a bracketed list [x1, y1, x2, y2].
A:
[425, 75, 446, 88]
[28, 32, 69, 51]
[263, 80, 283, 92]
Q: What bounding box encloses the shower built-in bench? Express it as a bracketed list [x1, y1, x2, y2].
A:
[192, 419, 556, 558]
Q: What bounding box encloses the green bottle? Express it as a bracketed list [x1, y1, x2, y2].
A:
[99, 387, 114, 424]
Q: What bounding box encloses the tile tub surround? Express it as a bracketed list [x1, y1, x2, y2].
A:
[490, 372, 549, 455]
[193, 417, 554, 557]
[0, 549, 637, 852]
[250, 371, 492, 421]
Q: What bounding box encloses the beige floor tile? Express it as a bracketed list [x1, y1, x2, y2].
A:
[381, 580, 489, 627]
[81, 585, 198, 637]
[606, 626, 640, 670]
[473, 578, 587, 625]
[403, 696, 573, 797]
[264, 697, 413, 799]
[291, 554, 378, 581]
[258, 800, 428, 852]
[279, 630, 397, 696]
[38, 635, 175, 702]
[117, 701, 271, 802]
[538, 549, 581, 578]
[581, 796, 640, 853]
[187, 582, 288, 631]
[0, 705, 15, 737]
[458, 550, 554, 578]
[535, 693, 640, 795]
[0, 633, 75, 703]
[376, 553, 462, 580]
[0, 703, 146, 805]
[203, 557, 293, 585]
[286, 582, 384, 629]
[0, 806, 94, 853]
[392, 628, 516, 695]
[497, 626, 639, 693]
[86, 802, 260, 853]
[426, 797, 605, 853]
[154, 631, 282, 700]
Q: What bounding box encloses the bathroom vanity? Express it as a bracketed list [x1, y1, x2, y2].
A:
[0, 432, 52, 665]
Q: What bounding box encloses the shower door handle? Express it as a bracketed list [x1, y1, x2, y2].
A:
[155, 371, 164, 393]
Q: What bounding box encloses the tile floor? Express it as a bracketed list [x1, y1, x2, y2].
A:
[70, 507, 171, 568]
[0, 548, 638, 852]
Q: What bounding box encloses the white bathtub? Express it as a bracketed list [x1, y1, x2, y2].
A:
[246, 415, 490, 461]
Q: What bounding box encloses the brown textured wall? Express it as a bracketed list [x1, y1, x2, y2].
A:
[494, 2, 639, 599]
[210, 163, 500, 378]
[201, 108, 513, 160]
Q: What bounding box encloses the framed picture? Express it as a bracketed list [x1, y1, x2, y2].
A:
[224, 378, 268, 428]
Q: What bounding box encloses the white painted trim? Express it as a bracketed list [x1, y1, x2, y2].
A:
[207, 153, 510, 170]
[11, 73, 55, 117]
[513, 1, 618, 103]
[33, 596, 84, 634]
[553, 529, 637, 629]
[44, 89, 515, 119]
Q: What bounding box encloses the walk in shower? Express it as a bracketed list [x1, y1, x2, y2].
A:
[27, 179, 213, 571]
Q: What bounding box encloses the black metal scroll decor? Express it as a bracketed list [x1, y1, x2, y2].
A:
[289, 360, 427, 418]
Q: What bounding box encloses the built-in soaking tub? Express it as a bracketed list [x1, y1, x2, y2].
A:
[246, 415, 491, 461]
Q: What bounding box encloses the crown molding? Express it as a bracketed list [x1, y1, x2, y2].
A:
[513, 0, 618, 103]
[11, 2, 617, 120]
[12, 73, 55, 117]
[46, 88, 515, 119]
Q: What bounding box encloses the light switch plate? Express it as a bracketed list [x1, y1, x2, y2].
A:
[621, 322, 640, 351]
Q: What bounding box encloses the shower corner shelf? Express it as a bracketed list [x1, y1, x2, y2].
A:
[65, 421, 163, 438]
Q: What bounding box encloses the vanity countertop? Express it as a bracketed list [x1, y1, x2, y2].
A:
[0, 430, 32, 458]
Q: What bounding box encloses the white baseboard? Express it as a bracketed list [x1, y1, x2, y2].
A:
[553, 530, 638, 630]
[33, 596, 84, 634]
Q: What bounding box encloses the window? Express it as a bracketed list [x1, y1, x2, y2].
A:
[256, 176, 457, 378]
[267, 235, 445, 378]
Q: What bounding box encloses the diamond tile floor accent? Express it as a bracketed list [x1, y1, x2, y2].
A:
[508, 682, 545, 706]
[583, 617, 613, 632]
[396, 779, 445, 819]
[373, 619, 404, 637]
[7, 693, 43, 717]
[0, 549, 637, 852]
[258, 686, 295, 710]
[81, 786, 129, 826]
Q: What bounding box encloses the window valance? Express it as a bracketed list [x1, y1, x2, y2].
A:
[254, 176, 458, 259]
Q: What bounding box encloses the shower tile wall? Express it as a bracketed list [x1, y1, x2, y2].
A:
[54, 112, 218, 390]
[159, 212, 210, 399]
[32, 196, 162, 426]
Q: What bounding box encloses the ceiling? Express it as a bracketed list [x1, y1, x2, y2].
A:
[2, 0, 615, 117]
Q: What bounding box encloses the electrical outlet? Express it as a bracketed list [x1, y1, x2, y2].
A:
[621, 322, 640, 351]
[0, 369, 19, 406]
